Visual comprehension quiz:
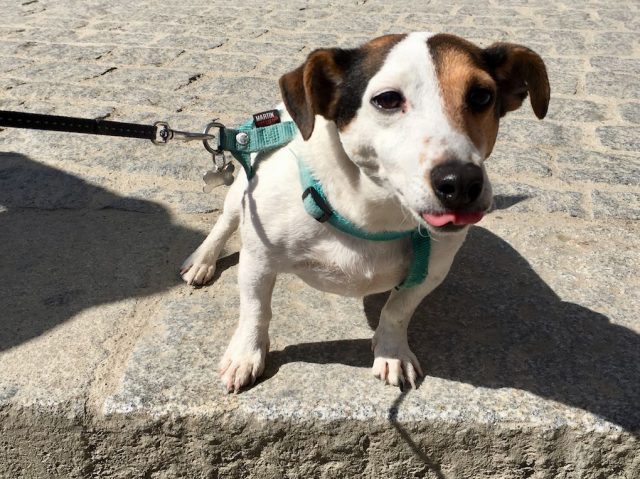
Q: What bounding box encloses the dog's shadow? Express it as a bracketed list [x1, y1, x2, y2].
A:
[268, 227, 640, 432]
[0, 151, 206, 353]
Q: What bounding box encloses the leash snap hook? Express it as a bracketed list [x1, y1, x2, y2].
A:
[152, 121, 222, 146]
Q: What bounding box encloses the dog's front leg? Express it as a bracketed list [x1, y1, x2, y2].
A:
[372, 287, 428, 389]
[372, 273, 453, 389]
[220, 248, 276, 393]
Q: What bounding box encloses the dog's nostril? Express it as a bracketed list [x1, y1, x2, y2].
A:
[466, 181, 483, 202]
[437, 181, 456, 197]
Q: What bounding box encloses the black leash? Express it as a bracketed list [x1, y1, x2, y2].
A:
[0, 110, 158, 141]
[0, 109, 251, 193]
[0, 109, 224, 147]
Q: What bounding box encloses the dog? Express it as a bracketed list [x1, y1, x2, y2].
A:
[180, 32, 550, 393]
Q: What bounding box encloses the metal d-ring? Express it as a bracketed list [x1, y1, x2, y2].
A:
[203, 120, 225, 154]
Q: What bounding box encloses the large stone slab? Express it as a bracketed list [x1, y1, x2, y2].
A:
[99, 214, 639, 477]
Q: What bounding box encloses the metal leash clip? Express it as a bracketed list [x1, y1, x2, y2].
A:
[201, 121, 235, 193]
[152, 120, 234, 193]
[152, 121, 220, 144]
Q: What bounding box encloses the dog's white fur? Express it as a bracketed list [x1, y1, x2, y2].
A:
[181, 32, 549, 392]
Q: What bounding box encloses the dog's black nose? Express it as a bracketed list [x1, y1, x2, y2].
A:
[430, 161, 484, 210]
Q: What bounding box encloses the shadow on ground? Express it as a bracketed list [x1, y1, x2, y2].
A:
[268, 227, 640, 433]
[0, 152, 205, 352]
[2, 151, 638, 434]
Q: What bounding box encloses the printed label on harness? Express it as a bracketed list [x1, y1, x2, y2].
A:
[253, 109, 281, 127]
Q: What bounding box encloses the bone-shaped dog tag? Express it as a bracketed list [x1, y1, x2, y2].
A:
[203, 170, 226, 192]
[203, 162, 235, 193]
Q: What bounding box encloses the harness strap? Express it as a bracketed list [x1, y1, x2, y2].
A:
[220, 119, 298, 179]
[295, 152, 430, 289]
[398, 230, 431, 289]
[297, 157, 414, 241]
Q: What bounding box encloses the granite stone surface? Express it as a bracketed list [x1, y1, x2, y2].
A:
[0, 0, 638, 477]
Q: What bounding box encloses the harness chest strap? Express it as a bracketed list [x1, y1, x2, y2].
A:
[220, 116, 431, 290]
[295, 153, 430, 290]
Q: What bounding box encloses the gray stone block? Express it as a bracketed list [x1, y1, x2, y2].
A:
[498, 118, 583, 148]
[597, 126, 640, 151]
[0, 56, 32, 74]
[590, 56, 640, 74]
[557, 151, 640, 186]
[8, 41, 112, 62]
[592, 191, 640, 220]
[487, 145, 553, 179]
[103, 46, 186, 67]
[529, 9, 618, 29]
[545, 98, 608, 123]
[513, 29, 586, 55]
[619, 102, 640, 124]
[491, 182, 585, 217]
[10, 61, 112, 84]
[170, 51, 260, 74]
[587, 71, 640, 100]
[589, 32, 639, 55]
[542, 57, 583, 95]
[87, 67, 203, 92]
[152, 34, 228, 51]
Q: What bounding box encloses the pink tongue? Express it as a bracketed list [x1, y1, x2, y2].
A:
[422, 212, 484, 227]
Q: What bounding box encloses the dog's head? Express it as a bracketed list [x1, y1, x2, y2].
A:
[279, 32, 550, 233]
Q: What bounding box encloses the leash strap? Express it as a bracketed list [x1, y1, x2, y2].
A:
[295, 152, 430, 289]
[0, 110, 157, 140]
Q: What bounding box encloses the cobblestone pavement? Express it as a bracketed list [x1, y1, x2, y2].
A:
[0, 1, 638, 477]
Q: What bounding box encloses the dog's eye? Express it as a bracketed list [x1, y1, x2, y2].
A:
[467, 87, 494, 111]
[371, 90, 404, 111]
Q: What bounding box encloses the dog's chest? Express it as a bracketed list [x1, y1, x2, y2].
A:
[291, 236, 410, 296]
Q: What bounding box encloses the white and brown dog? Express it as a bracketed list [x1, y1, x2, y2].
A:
[181, 32, 550, 392]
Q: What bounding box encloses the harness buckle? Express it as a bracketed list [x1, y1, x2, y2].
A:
[302, 187, 333, 223]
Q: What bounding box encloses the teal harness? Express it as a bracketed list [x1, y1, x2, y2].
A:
[219, 116, 431, 290]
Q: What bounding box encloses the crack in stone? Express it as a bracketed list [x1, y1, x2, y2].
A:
[98, 67, 117, 77]
[175, 73, 202, 91]
[84, 67, 117, 81]
[94, 49, 113, 61]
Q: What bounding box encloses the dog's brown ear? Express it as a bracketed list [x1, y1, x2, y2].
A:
[279, 48, 347, 140]
[483, 43, 550, 119]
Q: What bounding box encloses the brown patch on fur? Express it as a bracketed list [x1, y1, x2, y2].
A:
[428, 34, 550, 157]
[428, 34, 500, 157]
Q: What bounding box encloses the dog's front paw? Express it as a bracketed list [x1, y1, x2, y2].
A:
[219, 332, 269, 393]
[371, 331, 423, 389]
[180, 250, 216, 286]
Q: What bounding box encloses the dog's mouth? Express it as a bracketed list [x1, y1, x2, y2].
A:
[421, 211, 484, 230]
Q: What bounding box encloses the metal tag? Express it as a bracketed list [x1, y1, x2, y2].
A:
[203, 162, 234, 193]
